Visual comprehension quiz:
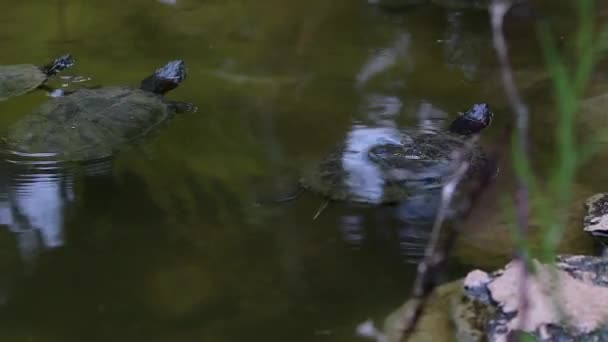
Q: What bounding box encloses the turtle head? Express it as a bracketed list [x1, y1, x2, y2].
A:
[448, 103, 493, 136]
[41, 54, 75, 76]
[140, 60, 187, 95]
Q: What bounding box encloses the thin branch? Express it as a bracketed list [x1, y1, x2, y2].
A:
[384, 4, 521, 339]
[397, 152, 470, 340]
[490, 0, 531, 333]
[397, 131, 505, 340]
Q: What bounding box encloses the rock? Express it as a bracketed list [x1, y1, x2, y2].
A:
[450, 285, 494, 342]
[453, 182, 595, 269]
[462, 255, 608, 341]
[384, 280, 463, 342]
[383, 278, 495, 341]
[584, 193, 608, 241]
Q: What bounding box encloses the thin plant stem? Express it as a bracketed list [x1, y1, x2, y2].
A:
[489, 0, 531, 333]
[390, 123, 510, 341]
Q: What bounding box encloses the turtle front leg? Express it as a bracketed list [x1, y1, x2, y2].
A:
[169, 101, 198, 114]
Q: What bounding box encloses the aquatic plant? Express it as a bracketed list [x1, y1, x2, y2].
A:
[509, 0, 600, 264]
[498, 1, 607, 338]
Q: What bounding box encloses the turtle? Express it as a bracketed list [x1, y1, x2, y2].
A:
[0, 54, 75, 101]
[2, 60, 197, 162]
[283, 103, 495, 207]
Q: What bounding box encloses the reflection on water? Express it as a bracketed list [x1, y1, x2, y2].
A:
[339, 215, 366, 249]
[0, 153, 111, 269]
[0, 158, 75, 309]
[335, 120, 442, 260]
[356, 33, 410, 88]
[397, 220, 432, 261]
[342, 125, 401, 204]
[363, 94, 403, 124]
[0, 0, 597, 341]
[337, 45, 448, 260]
[7, 166, 71, 264]
[416, 101, 448, 132]
[443, 11, 482, 80]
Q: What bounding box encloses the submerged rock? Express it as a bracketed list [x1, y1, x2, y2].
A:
[383, 278, 493, 342]
[462, 256, 608, 341]
[384, 280, 463, 342]
[453, 184, 595, 269]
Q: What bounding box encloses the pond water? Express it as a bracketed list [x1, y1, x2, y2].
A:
[0, 0, 604, 341]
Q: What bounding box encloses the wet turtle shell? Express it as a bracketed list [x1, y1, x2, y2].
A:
[0, 64, 49, 101]
[299, 129, 493, 205]
[3, 60, 194, 162]
[4, 87, 179, 161]
[298, 103, 494, 205]
[0, 54, 74, 101]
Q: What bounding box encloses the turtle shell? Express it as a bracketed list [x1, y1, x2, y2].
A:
[0, 64, 47, 101]
[299, 130, 492, 204]
[4, 87, 174, 161]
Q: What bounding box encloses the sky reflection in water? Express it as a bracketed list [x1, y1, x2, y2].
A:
[0, 156, 112, 266]
[0, 0, 581, 340]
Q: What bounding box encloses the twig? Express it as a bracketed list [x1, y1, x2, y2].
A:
[398, 160, 469, 340]
[490, 0, 531, 333]
[389, 4, 523, 339]
[397, 135, 496, 341]
[312, 200, 329, 220]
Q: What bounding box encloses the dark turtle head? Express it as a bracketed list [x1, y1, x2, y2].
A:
[41, 54, 75, 77]
[140, 60, 187, 95]
[448, 103, 493, 136]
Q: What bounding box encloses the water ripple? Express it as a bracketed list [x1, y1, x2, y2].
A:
[0, 151, 112, 265]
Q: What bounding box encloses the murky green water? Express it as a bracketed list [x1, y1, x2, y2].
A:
[0, 0, 603, 341]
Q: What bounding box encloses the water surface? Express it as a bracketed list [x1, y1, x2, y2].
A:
[0, 1, 603, 341]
